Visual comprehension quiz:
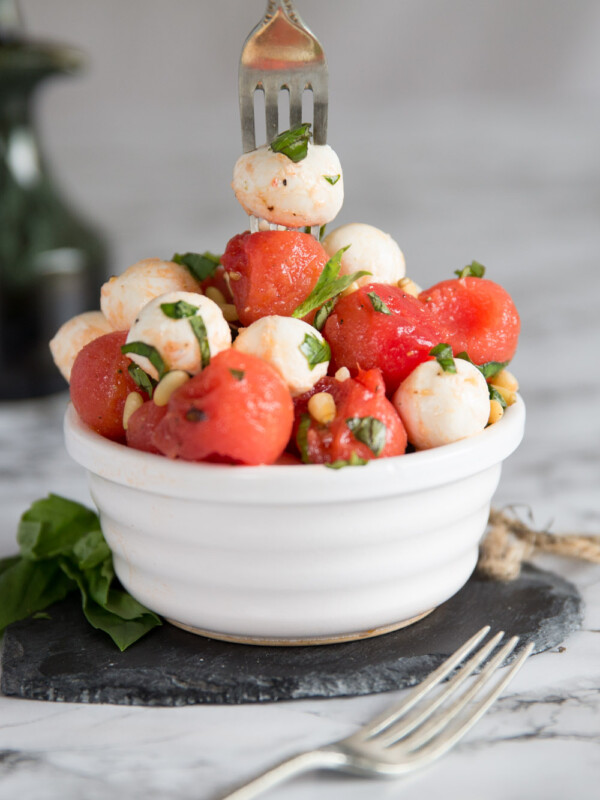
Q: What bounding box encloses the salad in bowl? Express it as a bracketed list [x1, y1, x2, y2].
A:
[53, 123, 525, 644]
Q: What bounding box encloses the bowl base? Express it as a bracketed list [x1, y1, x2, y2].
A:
[165, 608, 435, 646]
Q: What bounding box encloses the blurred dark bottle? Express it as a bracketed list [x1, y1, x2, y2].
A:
[0, 1, 107, 398]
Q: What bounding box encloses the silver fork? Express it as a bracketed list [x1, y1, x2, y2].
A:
[216, 627, 534, 799]
[238, 0, 328, 237]
[239, 0, 328, 152]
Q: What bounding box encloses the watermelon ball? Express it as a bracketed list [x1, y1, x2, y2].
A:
[153, 349, 294, 465]
[70, 330, 140, 443]
[419, 276, 520, 365]
[221, 230, 329, 326]
[292, 368, 407, 465]
[323, 283, 444, 395]
[126, 400, 167, 454]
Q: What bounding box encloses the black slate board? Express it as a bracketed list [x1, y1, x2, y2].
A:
[1, 564, 582, 706]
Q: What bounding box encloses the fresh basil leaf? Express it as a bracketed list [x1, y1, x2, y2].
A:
[229, 368, 245, 381]
[489, 386, 507, 408]
[121, 341, 166, 380]
[367, 291, 392, 315]
[0, 558, 74, 634]
[292, 247, 370, 319]
[160, 299, 199, 319]
[172, 251, 221, 282]
[325, 452, 369, 469]
[17, 494, 102, 561]
[72, 530, 112, 571]
[127, 362, 156, 398]
[296, 413, 312, 464]
[269, 123, 312, 162]
[0, 555, 20, 576]
[430, 343, 457, 374]
[323, 174, 340, 185]
[313, 297, 337, 331]
[346, 416, 387, 456]
[478, 360, 510, 380]
[299, 333, 331, 370]
[455, 352, 509, 380]
[454, 261, 486, 279]
[188, 315, 210, 368]
[59, 558, 161, 652]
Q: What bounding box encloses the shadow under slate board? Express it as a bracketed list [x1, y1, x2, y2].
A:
[1, 564, 582, 706]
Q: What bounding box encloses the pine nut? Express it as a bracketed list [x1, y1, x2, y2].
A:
[153, 370, 190, 406]
[341, 280, 360, 297]
[397, 276, 422, 297]
[492, 368, 519, 392]
[220, 303, 239, 322]
[335, 366, 351, 382]
[205, 286, 226, 305]
[488, 398, 504, 425]
[489, 383, 517, 406]
[228, 270, 242, 281]
[308, 392, 337, 424]
[123, 392, 143, 430]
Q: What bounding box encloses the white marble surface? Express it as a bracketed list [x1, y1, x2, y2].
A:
[2, 32, 600, 800]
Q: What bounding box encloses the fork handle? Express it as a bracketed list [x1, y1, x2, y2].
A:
[215, 747, 346, 800]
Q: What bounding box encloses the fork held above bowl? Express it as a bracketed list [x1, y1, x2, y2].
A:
[239, 0, 328, 151]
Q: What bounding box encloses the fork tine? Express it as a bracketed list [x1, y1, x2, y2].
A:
[348, 625, 491, 744]
[312, 83, 328, 145]
[399, 641, 535, 771]
[372, 630, 506, 747]
[288, 82, 304, 128]
[389, 635, 521, 752]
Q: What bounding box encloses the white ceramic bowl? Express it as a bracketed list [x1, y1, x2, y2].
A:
[64, 397, 525, 645]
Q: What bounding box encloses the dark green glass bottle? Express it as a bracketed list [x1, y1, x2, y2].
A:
[0, 3, 108, 398]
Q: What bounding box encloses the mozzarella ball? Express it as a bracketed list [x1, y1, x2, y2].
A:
[101, 258, 200, 330]
[393, 358, 490, 450]
[233, 315, 329, 396]
[322, 223, 406, 288]
[232, 142, 344, 227]
[125, 292, 231, 379]
[49, 311, 114, 381]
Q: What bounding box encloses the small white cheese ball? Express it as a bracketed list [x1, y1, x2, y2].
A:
[322, 223, 406, 288]
[125, 291, 231, 379]
[233, 315, 329, 396]
[393, 358, 490, 450]
[101, 258, 200, 331]
[49, 311, 114, 381]
[232, 142, 344, 227]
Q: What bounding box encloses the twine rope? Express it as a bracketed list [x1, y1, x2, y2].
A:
[477, 507, 600, 581]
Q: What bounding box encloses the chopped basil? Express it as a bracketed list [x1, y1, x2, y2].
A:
[346, 416, 387, 457]
[229, 368, 245, 381]
[323, 174, 340, 185]
[188, 315, 210, 368]
[367, 291, 392, 315]
[292, 246, 370, 319]
[269, 122, 312, 162]
[299, 333, 331, 370]
[325, 452, 369, 469]
[172, 251, 221, 282]
[313, 297, 337, 331]
[160, 299, 198, 319]
[455, 352, 509, 380]
[127, 363, 156, 398]
[454, 261, 486, 279]
[303, 226, 311, 234]
[296, 414, 312, 464]
[121, 341, 167, 380]
[0, 494, 161, 650]
[319, 224, 327, 241]
[489, 386, 507, 408]
[430, 343, 457, 374]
